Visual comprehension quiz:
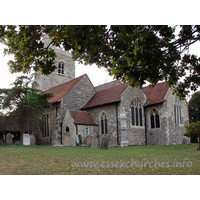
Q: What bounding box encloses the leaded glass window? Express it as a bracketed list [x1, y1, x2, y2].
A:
[131, 98, 143, 127]
[150, 109, 160, 129]
[101, 112, 108, 134]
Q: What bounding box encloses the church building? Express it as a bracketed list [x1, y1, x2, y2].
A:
[33, 40, 189, 147]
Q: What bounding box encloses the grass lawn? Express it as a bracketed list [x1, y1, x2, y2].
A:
[0, 143, 199, 175]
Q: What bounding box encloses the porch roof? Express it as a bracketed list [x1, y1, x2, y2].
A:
[70, 110, 98, 126]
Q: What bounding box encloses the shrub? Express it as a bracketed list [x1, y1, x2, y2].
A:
[185, 121, 200, 150]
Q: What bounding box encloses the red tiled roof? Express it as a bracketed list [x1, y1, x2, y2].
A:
[95, 80, 120, 91]
[43, 75, 85, 104]
[143, 82, 169, 106]
[82, 82, 130, 109]
[70, 110, 98, 126]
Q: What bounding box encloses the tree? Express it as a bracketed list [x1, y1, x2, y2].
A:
[185, 121, 200, 150]
[0, 75, 53, 143]
[1, 25, 200, 98]
[189, 91, 200, 123]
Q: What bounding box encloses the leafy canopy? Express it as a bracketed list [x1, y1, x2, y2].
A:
[0, 75, 53, 133]
[189, 91, 200, 123]
[1, 25, 200, 98]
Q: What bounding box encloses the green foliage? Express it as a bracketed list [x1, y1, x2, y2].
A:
[185, 121, 200, 148]
[1, 25, 200, 97]
[0, 75, 53, 133]
[189, 91, 200, 123]
[185, 121, 200, 138]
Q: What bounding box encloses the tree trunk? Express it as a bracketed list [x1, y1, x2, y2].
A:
[197, 136, 200, 151]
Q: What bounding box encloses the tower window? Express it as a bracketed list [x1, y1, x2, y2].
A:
[58, 62, 64, 74]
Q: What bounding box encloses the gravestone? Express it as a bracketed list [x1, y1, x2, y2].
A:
[6, 133, 12, 145]
[75, 135, 79, 145]
[63, 135, 71, 146]
[30, 135, 35, 145]
[23, 134, 30, 145]
[86, 135, 93, 146]
[91, 137, 98, 147]
[100, 136, 109, 150]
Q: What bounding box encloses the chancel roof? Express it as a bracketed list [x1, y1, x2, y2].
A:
[143, 82, 169, 106]
[82, 82, 130, 109]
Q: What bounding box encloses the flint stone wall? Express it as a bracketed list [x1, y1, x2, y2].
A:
[33, 48, 75, 91]
[120, 86, 146, 145]
[85, 104, 119, 147]
[146, 90, 189, 145]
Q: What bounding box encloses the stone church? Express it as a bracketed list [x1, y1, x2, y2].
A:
[33, 39, 189, 147]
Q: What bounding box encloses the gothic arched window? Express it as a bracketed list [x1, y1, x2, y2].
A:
[101, 112, 108, 135]
[174, 97, 183, 125]
[150, 109, 160, 129]
[131, 98, 143, 127]
[58, 62, 64, 74]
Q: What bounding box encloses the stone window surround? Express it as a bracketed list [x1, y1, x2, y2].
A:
[174, 97, 183, 126]
[99, 111, 108, 135]
[58, 61, 65, 75]
[150, 108, 160, 129]
[131, 98, 144, 128]
[85, 127, 89, 137]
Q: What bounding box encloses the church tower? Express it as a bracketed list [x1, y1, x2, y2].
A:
[33, 35, 75, 91]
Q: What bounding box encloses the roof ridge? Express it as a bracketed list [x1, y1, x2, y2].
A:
[43, 74, 85, 92]
[44, 74, 86, 104]
[95, 80, 118, 88]
[96, 81, 129, 92]
[70, 110, 88, 113]
[143, 81, 167, 89]
[82, 82, 130, 109]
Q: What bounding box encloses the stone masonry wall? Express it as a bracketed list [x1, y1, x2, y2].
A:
[146, 89, 189, 145]
[61, 75, 96, 114]
[85, 86, 147, 147]
[120, 86, 147, 146]
[62, 110, 98, 146]
[62, 110, 76, 146]
[85, 104, 119, 147]
[76, 125, 98, 145]
[165, 90, 189, 145]
[146, 103, 168, 145]
[52, 75, 95, 145]
[33, 49, 75, 91]
[39, 75, 95, 145]
[37, 102, 61, 145]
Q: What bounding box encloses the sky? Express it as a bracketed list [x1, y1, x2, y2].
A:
[0, 43, 114, 89]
